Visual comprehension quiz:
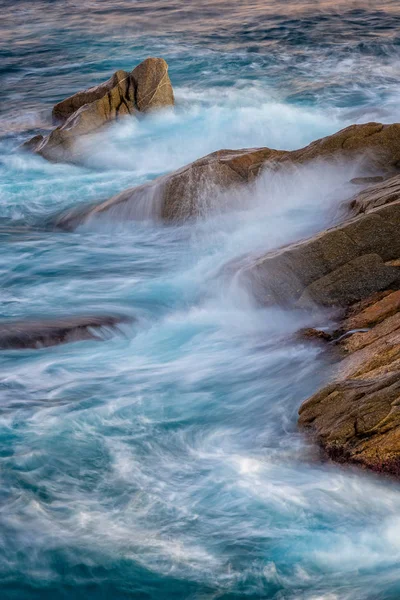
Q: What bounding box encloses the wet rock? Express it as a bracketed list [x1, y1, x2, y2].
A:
[54, 122, 400, 225]
[343, 290, 400, 330]
[52, 69, 130, 124]
[233, 200, 400, 309]
[297, 327, 333, 342]
[0, 314, 130, 349]
[131, 56, 174, 112]
[24, 58, 174, 162]
[297, 254, 400, 308]
[299, 290, 400, 476]
[54, 148, 267, 228]
[349, 173, 400, 215]
[350, 176, 384, 185]
[284, 122, 400, 173]
[21, 133, 44, 152]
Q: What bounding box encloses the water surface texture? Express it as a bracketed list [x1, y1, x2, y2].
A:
[2, 1, 400, 599]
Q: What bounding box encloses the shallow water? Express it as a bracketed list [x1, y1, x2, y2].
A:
[2, 1, 400, 599]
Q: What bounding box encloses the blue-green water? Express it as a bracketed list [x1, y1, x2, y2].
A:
[2, 1, 400, 598]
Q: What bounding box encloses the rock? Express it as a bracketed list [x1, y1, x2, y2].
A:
[131, 57, 174, 112]
[284, 122, 400, 173]
[343, 290, 400, 330]
[24, 58, 174, 162]
[54, 148, 269, 228]
[53, 122, 400, 225]
[349, 172, 400, 215]
[297, 327, 333, 342]
[232, 200, 400, 309]
[297, 254, 400, 308]
[21, 133, 44, 152]
[298, 290, 400, 476]
[0, 314, 130, 349]
[350, 176, 384, 185]
[52, 69, 130, 124]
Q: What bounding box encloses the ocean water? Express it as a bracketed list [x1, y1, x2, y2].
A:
[2, 1, 400, 598]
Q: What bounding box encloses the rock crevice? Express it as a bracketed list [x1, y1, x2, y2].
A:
[53, 121, 400, 226]
[23, 57, 174, 163]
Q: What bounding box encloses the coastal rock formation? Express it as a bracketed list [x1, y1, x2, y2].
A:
[299, 290, 400, 476]
[233, 199, 400, 308]
[24, 58, 174, 162]
[349, 172, 400, 215]
[54, 148, 269, 228]
[54, 122, 400, 226]
[293, 173, 400, 475]
[52, 69, 130, 124]
[0, 314, 129, 349]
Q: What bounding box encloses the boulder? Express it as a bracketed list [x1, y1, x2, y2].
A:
[131, 57, 175, 112]
[54, 147, 272, 228]
[297, 254, 399, 308]
[232, 200, 400, 308]
[24, 58, 174, 162]
[52, 69, 130, 124]
[53, 122, 400, 225]
[299, 290, 400, 476]
[0, 314, 130, 349]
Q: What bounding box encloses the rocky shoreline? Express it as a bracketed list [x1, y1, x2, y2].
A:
[20, 58, 400, 476]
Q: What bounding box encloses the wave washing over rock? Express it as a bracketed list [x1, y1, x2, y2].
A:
[4, 2, 400, 600]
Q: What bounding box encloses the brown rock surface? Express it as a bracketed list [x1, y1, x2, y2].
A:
[299, 290, 400, 476]
[233, 200, 400, 309]
[349, 172, 400, 215]
[54, 147, 271, 228]
[25, 58, 174, 162]
[52, 69, 130, 124]
[53, 122, 400, 225]
[132, 57, 174, 112]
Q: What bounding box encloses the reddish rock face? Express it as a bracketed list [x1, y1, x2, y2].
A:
[298, 290, 400, 476]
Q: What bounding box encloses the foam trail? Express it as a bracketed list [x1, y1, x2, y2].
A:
[3, 2, 400, 598]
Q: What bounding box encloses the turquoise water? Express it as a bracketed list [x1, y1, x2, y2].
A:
[2, 1, 400, 598]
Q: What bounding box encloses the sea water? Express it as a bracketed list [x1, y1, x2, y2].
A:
[2, 1, 400, 598]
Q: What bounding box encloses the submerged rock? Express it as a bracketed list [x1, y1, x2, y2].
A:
[24, 58, 174, 162]
[0, 314, 129, 349]
[299, 290, 400, 476]
[54, 122, 400, 226]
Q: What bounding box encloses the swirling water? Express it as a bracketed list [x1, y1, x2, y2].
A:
[2, 1, 400, 598]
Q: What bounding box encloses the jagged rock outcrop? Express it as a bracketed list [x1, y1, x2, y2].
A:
[294, 173, 400, 476]
[24, 58, 174, 162]
[54, 122, 400, 227]
[0, 314, 130, 349]
[349, 171, 400, 215]
[299, 290, 400, 476]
